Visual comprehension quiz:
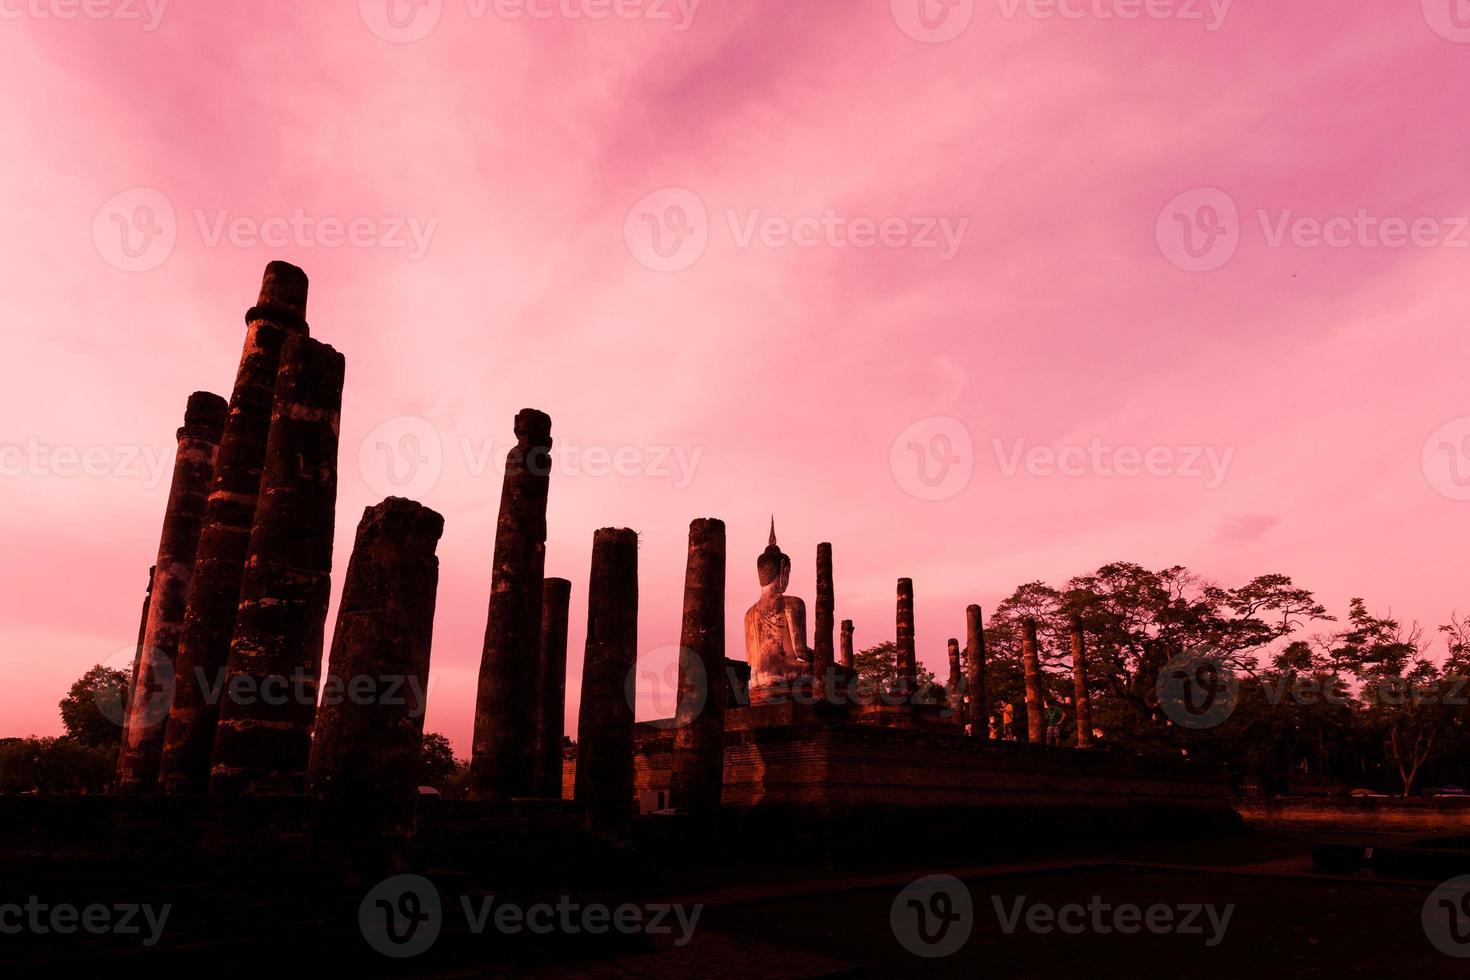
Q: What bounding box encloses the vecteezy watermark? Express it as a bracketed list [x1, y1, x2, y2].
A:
[1423, 0, 1470, 43]
[190, 667, 430, 718]
[358, 874, 702, 958]
[993, 438, 1234, 490]
[1422, 417, 1470, 502]
[0, 897, 171, 947]
[995, 0, 1232, 31]
[358, 0, 699, 43]
[1158, 187, 1470, 272]
[357, 416, 705, 498]
[891, 875, 974, 957]
[992, 894, 1234, 946]
[0, 439, 173, 488]
[890, 416, 975, 502]
[0, 0, 168, 30]
[1157, 646, 1239, 730]
[891, 0, 975, 43]
[93, 187, 437, 271]
[626, 644, 708, 730]
[623, 187, 970, 272]
[1424, 875, 1470, 958]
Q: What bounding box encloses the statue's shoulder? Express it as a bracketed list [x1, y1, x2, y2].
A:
[784, 595, 807, 614]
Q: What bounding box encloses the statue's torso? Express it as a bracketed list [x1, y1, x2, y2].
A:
[744, 593, 806, 689]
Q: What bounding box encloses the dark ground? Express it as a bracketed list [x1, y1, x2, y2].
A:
[0, 829, 1458, 977]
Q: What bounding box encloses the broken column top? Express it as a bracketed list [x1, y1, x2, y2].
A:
[362, 496, 446, 548]
[544, 576, 572, 598]
[179, 391, 228, 441]
[246, 260, 309, 329]
[514, 408, 553, 446]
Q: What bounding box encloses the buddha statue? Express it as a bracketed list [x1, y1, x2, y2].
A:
[744, 519, 810, 692]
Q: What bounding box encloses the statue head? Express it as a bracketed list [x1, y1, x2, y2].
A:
[757, 517, 790, 592]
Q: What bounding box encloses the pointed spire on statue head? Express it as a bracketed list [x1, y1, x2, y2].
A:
[757, 515, 789, 586]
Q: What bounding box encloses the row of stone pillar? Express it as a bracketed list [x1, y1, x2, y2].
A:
[117, 264, 454, 811]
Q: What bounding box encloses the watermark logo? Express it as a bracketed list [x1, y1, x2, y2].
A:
[0, 439, 173, 488]
[1157, 646, 1239, 729]
[993, 894, 1232, 945]
[360, 0, 444, 43]
[359, 416, 444, 500]
[360, 874, 443, 958]
[1423, 0, 1470, 43]
[625, 187, 708, 272]
[993, 437, 1234, 489]
[1156, 187, 1239, 272]
[93, 187, 177, 272]
[1423, 417, 1470, 502]
[1425, 875, 1470, 957]
[891, 874, 973, 957]
[0, 0, 168, 30]
[0, 898, 171, 947]
[995, 0, 1231, 30]
[890, 416, 974, 501]
[626, 644, 708, 729]
[891, 0, 974, 43]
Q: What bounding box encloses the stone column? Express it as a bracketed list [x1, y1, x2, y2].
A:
[965, 604, 987, 739]
[210, 335, 344, 795]
[307, 498, 444, 837]
[574, 528, 638, 836]
[470, 409, 553, 801]
[117, 566, 154, 774]
[117, 391, 227, 794]
[532, 577, 572, 798]
[895, 578, 917, 699]
[669, 519, 727, 819]
[160, 262, 309, 795]
[946, 637, 963, 724]
[1022, 616, 1045, 744]
[1071, 614, 1092, 748]
[812, 542, 835, 693]
[840, 620, 854, 670]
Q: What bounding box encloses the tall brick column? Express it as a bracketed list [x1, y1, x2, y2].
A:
[574, 528, 638, 836]
[840, 620, 854, 670]
[669, 519, 727, 819]
[117, 391, 227, 793]
[1022, 616, 1045, 744]
[965, 604, 987, 739]
[307, 498, 444, 836]
[895, 578, 917, 699]
[210, 335, 344, 795]
[812, 542, 835, 692]
[117, 566, 154, 773]
[1071, 614, 1093, 748]
[946, 637, 963, 724]
[160, 262, 309, 794]
[470, 409, 553, 801]
[532, 577, 572, 798]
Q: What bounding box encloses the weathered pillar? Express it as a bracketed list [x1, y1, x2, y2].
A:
[1022, 616, 1045, 744]
[117, 391, 227, 793]
[210, 335, 344, 795]
[1071, 614, 1092, 748]
[160, 262, 309, 794]
[574, 528, 639, 836]
[965, 604, 987, 739]
[946, 637, 963, 724]
[895, 578, 917, 699]
[307, 498, 444, 837]
[470, 409, 553, 801]
[812, 542, 835, 692]
[532, 577, 572, 798]
[117, 566, 155, 773]
[840, 619, 854, 670]
[669, 519, 727, 819]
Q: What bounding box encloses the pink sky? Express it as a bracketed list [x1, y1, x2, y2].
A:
[5, 2, 1470, 755]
